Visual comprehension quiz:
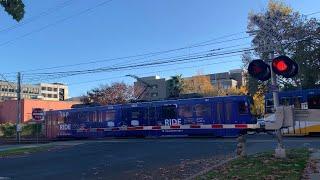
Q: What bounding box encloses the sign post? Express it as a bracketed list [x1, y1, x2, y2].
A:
[32, 108, 45, 144]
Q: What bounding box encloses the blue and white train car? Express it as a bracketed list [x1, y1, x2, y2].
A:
[45, 96, 258, 139]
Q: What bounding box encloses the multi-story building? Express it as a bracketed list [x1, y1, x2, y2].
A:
[38, 83, 68, 101]
[134, 69, 246, 101]
[0, 81, 41, 101]
[229, 69, 247, 87]
[0, 81, 68, 101]
[209, 69, 246, 89]
[133, 76, 167, 101]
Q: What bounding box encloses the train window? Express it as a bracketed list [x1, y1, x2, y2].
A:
[308, 95, 320, 109]
[105, 111, 115, 121]
[179, 105, 193, 118]
[280, 97, 291, 106]
[293, 97, 302, 109]
[195, 104, 211, 117]
[239, 101, 248, 114]
[131, 109, 141, 119]
[161, 105, 177, 119]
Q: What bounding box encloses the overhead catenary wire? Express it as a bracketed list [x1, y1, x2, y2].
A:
[3, 33, 250, 75]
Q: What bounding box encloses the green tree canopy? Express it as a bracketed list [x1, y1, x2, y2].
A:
[1, 0, 25, 21]
[246, 0, 320, 91]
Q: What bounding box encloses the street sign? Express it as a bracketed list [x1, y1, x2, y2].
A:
[16, 123, 22, 132]
[32, 108, 45, 121]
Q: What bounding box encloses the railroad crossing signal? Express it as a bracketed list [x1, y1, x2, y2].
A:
[248, 55, 298, 81]
[248, 59, 271, 81]
[271, 55, 298, 78]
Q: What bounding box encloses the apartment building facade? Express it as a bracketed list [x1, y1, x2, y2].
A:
[0, 81, 68, 101]
[133, 76, 167, 101]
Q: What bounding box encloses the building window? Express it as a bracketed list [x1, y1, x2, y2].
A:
[152, 85, 158, 89]
[48, 94, 52, 98]
[42, 93, 47, 97]
[41, 87, 46, 91]
[53, 88, 58, 92]
[47, 87, 53, 91]
[53, 94, 58, 98]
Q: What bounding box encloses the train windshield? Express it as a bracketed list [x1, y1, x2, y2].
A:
[308, 95, 320, 109]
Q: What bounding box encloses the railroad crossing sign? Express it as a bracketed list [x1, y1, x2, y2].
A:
[251, 13, 283, 52]
[32, 108, 45, 121]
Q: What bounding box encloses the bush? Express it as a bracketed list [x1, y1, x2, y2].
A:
[0, 123, 16, 137]
[21, 124, 41, 137]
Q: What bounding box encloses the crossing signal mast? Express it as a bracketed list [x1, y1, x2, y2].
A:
[248, 55, 299, 158]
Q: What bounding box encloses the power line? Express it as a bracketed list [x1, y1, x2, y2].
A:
[68, 59, 241, 86]
[4, 33, 249, 75]
[0, 0, 113, 49]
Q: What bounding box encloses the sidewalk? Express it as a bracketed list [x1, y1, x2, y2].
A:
[0, 144, 47, 152]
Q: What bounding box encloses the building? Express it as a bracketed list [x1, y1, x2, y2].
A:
[0, 81, 41, 101]
[0, 99, 78, 123]
[209, 69, 246, 89]
[0, 81, 68, 101]
[133, 69, 246, 101]
[134, 76, 167, 101]
[38, 83, 68, 101]
[229, 69, 247, 87]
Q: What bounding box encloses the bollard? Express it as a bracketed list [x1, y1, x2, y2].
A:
[236, 134, 247, 157]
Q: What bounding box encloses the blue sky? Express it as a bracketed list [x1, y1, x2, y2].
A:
[0, 0, 319, 97]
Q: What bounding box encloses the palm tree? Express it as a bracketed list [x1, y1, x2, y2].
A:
[167, 74, 184, 98]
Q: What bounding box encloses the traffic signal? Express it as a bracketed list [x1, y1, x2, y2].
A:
[272, 55, 298, 78]
[248, 59, 271, 81]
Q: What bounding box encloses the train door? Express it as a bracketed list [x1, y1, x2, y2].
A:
[224, 101, 237, 124]
[213, 101, 225, 124]
[147, 106, 156, 126]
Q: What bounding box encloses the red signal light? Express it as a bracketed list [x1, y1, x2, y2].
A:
[272, 55, 298, 78]
[273, 60, 288, 72]
[248, 59, 271, 81]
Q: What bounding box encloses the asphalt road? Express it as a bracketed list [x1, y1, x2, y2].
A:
[0, 135, 320, 180]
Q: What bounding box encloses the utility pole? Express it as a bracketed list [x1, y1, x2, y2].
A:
[16, 72, 22, 143]
[269, 52, 286, 158]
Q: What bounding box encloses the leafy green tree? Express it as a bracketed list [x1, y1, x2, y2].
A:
[1, 0, 25, 21]
[167, 74, 184, 98]
[246, 0, 320, 91]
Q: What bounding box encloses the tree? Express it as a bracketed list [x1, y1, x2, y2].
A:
[1, 0, 25, 21]
[167, 74, 184, 98]
[183, 74, 214, 96]
[81, 82, 134, 105]
[246, 0, 320, 90]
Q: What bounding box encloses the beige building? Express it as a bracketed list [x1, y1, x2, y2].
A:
[38, 83, 68, 101]
[209, 69, 246, 89]
[0, 81, 40, 101]
[0, 81, 68, 101]
[134, 76, 167, 101]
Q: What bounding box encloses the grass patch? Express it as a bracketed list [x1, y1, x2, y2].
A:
[0, 145, 53, 157]
[198, 149, 310, 180]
